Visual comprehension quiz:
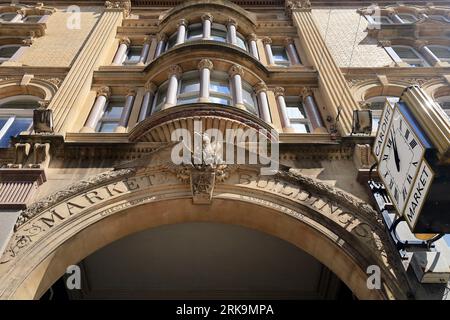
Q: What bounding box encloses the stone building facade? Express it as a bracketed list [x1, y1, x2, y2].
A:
[0, 0, 449, 300]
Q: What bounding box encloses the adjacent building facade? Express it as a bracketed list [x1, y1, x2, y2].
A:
[0, 0, 449, 300]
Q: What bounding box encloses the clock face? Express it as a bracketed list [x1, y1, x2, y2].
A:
[378, 108, 425, 214]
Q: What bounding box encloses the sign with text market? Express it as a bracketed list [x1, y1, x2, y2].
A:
[372, 86, 450, 234]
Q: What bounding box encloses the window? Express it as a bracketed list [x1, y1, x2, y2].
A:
[165, 33, 177, 51]
[187, 23, 203, 42]
[153, 82, 168, 113]
[272, 46, 290, 67]
[178, 71, 200, 105]
[377, 16, 393, 24]
[428, 46, 450, 63]
[210, 72, 232, 106]
[123, 46, 142, 65]
[211, 24, 227, 43]
[435, 97, 450, 119]
[23, 15, 42, 23]
[242, 82, 259, 116]
[0, 45, 21, 63]
[392, 46, 428, 67]
[96, 97, 124, 133]
[285, 97, 311, 133]
[0, 95, 40, 148]
[236, 32, 248, 51]
[365, 96, 400, 133]
[428, 15, 450, 22]
[398, 14, 418, 23]
[0, 12, 17, 22]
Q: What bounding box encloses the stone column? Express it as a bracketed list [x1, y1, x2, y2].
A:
[139, 82, 157, 122]
[115, 88, 137, 133]
[176, 19, 188, 45]
[417, 41, 440, 66]
[301, 87, 327, 133]
[202, 13, 213, 40]
[274, 87, 293, 131]
[248, 33, 259, 60]
[227, 18, 238, 46]
[255, 82, 271, 123]
[229, 65, 245, 109]
[389, 12, 404, 23]
[138, 36, 152, 65]
[288, 3, 357, 135]
[285, 38, 301, 64]
[155, 33, 167, 58]
[10, 9, 25, 22]
[262, 37, 275, 66]
[198, 59, 213, 103]
[163, 65, 182, 110]
[112, 37, 130, 65]
[81, 86, 111, 133]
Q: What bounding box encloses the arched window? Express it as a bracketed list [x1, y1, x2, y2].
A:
[365, 96, 400, 133]
[435, 96, 450, 119]
[428, 45, 450, 64]
[0, 95, 41, 147]
[0, 45, 21, 63]
[391, 46, 428, 67]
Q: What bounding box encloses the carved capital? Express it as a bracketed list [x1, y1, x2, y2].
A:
[227, 18, 237, 27]
[285, 0, 312, 18]
[157, 32, 167, 42]
[201, 13, 213, 22]
[167, 65, 182, 78]
[143, 35, 153, 44]
[284, 37, 295, 46]
[228, 64, 244, 77]
[177, 19, 188, 28]
[415, 40, 429, 49]
[22, 38, 34, 46]
[105, 0, 131, 17]
[262, 37, 272, 45]
[301, 87, 313, 100]
[126, 88, 137, 96]
[37, 100, 50, 109]
[254, 82, 268, 94]
[144, 81, 157, 93]
[274, 87, 285, 98]
[97, 86, 111, 98]
[198, 59, 214, 71]
[247, 33, 257, 42]
[119, 37, 131, 46]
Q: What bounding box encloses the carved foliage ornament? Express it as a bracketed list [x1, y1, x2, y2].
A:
[285, 0, 312, 17]
[105, 0, 131, 17]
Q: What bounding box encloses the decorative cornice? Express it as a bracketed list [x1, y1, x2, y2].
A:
[228, 64, 244, 77]
[198, 59, 214, 71]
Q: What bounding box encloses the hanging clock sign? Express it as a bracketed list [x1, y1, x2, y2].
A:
[372, 89, 447, 233]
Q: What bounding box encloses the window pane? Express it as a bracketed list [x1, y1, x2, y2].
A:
[98, 122, 118, 133]
[178, 97, 198, 105]
[180, 80, 200, 94]
[291, 122, 310, 133]
[286, 105, 307, 119]
[398, 14, 417, 23]
[0, 118, 32, 147]
[0, 98, 40, 109]
[211, 26, 227, 43]
[24, 15, 42, 23]
[0, 13, 17, 22]
[166, 34, 177, 50]
[125, 47, 142, 63]
[104, 102, 124, 118]
[210, 81, 230, 94]
[429, 46, 450, 59]
[236, 35, 247, 51]
[210, 96, 231, 105]
[0, 46, 20, 59]
[378, 16, 392, 24]
[393, 47, 420, 59]
[0, 118, 8, 130]
[272, 46, 289, 62]
[187, 25, 203, 40]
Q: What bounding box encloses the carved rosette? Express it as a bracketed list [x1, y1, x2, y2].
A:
[167, 65, 183, 78]
[198, 59, 214, 71]
[274, 87, 285, 98]
[228, 64, 244, 77]
[97, 86, 111, 98]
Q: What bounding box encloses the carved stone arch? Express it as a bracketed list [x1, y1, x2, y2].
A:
[0, 147, 409, 300]
[158, 0, 257, 36]
[429, 83, 450, 99]
[0, 78, 57, 101]
[351, 80, 407, 102]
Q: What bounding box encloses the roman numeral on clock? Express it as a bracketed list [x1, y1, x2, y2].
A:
[394, 188, 399, 202]
[405, 129, 410, 140]
[389, 179, 394, 189]
[382, 154, 389, 161]
[402, 187, 408, 201]
[407, 174, 413, 184]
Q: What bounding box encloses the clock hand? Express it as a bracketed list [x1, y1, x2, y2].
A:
[392, 132, 401, 172]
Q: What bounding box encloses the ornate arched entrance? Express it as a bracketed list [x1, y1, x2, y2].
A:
[0, 148, 409, 300]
